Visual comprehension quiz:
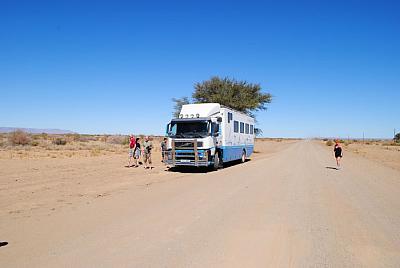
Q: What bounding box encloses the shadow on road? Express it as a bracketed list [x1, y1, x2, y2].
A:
[325, 166, 339, 170]
[167, 159, 251, 173]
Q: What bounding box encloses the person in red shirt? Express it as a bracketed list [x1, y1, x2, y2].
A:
[126, 134, 136, 167]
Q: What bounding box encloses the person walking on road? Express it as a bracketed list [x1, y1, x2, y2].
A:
[142, 136, 153, 169]
[334, 140, 343, 169]
[161, 137, 168, 163]
[126, 134, 136, 167]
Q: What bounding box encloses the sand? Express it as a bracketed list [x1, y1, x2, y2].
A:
[1, 139, 399, 267]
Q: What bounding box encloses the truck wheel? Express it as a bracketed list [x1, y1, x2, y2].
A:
[241, 150, 246, 163]
[212, 152, 220, 171]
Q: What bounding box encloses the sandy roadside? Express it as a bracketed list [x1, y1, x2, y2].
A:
[1, 140, 399, 267]
[0, 140, 295, 220]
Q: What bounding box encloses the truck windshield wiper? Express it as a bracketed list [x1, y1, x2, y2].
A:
[172, 133, 185, 138]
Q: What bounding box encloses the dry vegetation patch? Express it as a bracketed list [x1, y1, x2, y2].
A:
[0, 133, 164, 159]
[319, 138, 400, 171]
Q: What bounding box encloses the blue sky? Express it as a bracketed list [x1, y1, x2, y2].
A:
[1, 0, 399, 138]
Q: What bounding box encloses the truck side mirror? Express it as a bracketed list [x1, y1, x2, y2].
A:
[166, 123, 171, 135]
[217, 117, 222, 122]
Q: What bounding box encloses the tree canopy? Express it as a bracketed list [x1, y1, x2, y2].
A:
[192, 76, 272, 117]
[171, 97, 190, 118]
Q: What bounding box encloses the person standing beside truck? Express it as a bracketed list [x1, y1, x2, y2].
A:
[133, 137, 141, 167]
[161, 137, 167, 163]
[126, 135, 136, 168]
[142, 136, 153, 169]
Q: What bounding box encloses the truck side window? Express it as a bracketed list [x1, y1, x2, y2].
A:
[250, 125, 254, 134]
[240, 122, 244, 133]
[245, 124, 249, 134]
[234, 121, 239, 133]
[228, 112, 233, 123]
[212, 122, 219, 134]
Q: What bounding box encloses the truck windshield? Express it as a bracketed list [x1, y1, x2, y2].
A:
[169, 121, 209, 138]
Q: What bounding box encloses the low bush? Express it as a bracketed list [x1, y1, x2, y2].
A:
[326, 140, 334, 146]
[81, 135, 98, 142]
[9, 130, 30, 145]
[53, 137, 67, 145]
[66, 133, 81, 142]
[30, 140, 39, 146]
[40, 133, 49, 140]
[108, 135, 129, 145]
[394, 133, 400, 143]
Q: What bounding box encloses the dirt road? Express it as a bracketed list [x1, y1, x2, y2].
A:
[1, 140, 400, 267]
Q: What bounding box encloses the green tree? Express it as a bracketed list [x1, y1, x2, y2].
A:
[192, 76, 272, 117]
[172, 97, 190, 118]
[394, 133, 400, 143]
[254, 128, 263, 137]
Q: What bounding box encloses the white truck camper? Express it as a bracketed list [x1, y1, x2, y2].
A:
[165, 103, 255, 169]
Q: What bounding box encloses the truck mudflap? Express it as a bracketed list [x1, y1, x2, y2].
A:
[164, 138, 210, 167]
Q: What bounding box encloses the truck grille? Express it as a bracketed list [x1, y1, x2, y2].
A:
[174, 141, 203, 148]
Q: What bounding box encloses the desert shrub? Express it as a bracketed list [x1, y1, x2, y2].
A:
[100, 135, 110, 143]
[66, 133, 81, 142]
[9, 130, 30, 145]
[122, 136, 129, 145]
[108, 135, 129, 145]
[32, 134, 41, 140]
[79, 135, 90, 142]
[30, 140, 39, 146]
[394, 133, 400, 143]
[90, 148, 102, 156]
[78, 135, 98, 142]
[40, 133, 49, 140]
[343, 141, 350, 146]
[322, 138, 328, 141]
[53, 137, 67, 145]
[326, 140, 334, 146]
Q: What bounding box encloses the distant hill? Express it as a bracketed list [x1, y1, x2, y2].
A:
[0, 127, 75, 134]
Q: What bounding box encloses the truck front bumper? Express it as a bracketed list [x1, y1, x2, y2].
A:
[165, 149, 210, 167]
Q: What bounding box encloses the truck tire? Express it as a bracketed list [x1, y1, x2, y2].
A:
[241, 150, 246, 163]
[212, 151, 220, 171]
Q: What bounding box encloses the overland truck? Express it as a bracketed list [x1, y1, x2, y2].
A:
[165, 103, 255, 170]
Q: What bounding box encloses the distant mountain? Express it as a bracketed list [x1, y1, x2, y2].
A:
[0, 127, 75, 134]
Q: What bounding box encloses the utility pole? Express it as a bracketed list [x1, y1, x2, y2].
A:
[362, 132, 365, 144]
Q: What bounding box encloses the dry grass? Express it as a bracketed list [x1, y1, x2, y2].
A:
[318, 138, 400, 171]
[0, 133, 164, 160]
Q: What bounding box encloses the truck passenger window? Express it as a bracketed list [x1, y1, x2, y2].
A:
[250, 125, 254, 134]
[234, 121, 239, 133]
[245, 124, 249, 134]
[240, 122, 244, 133]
